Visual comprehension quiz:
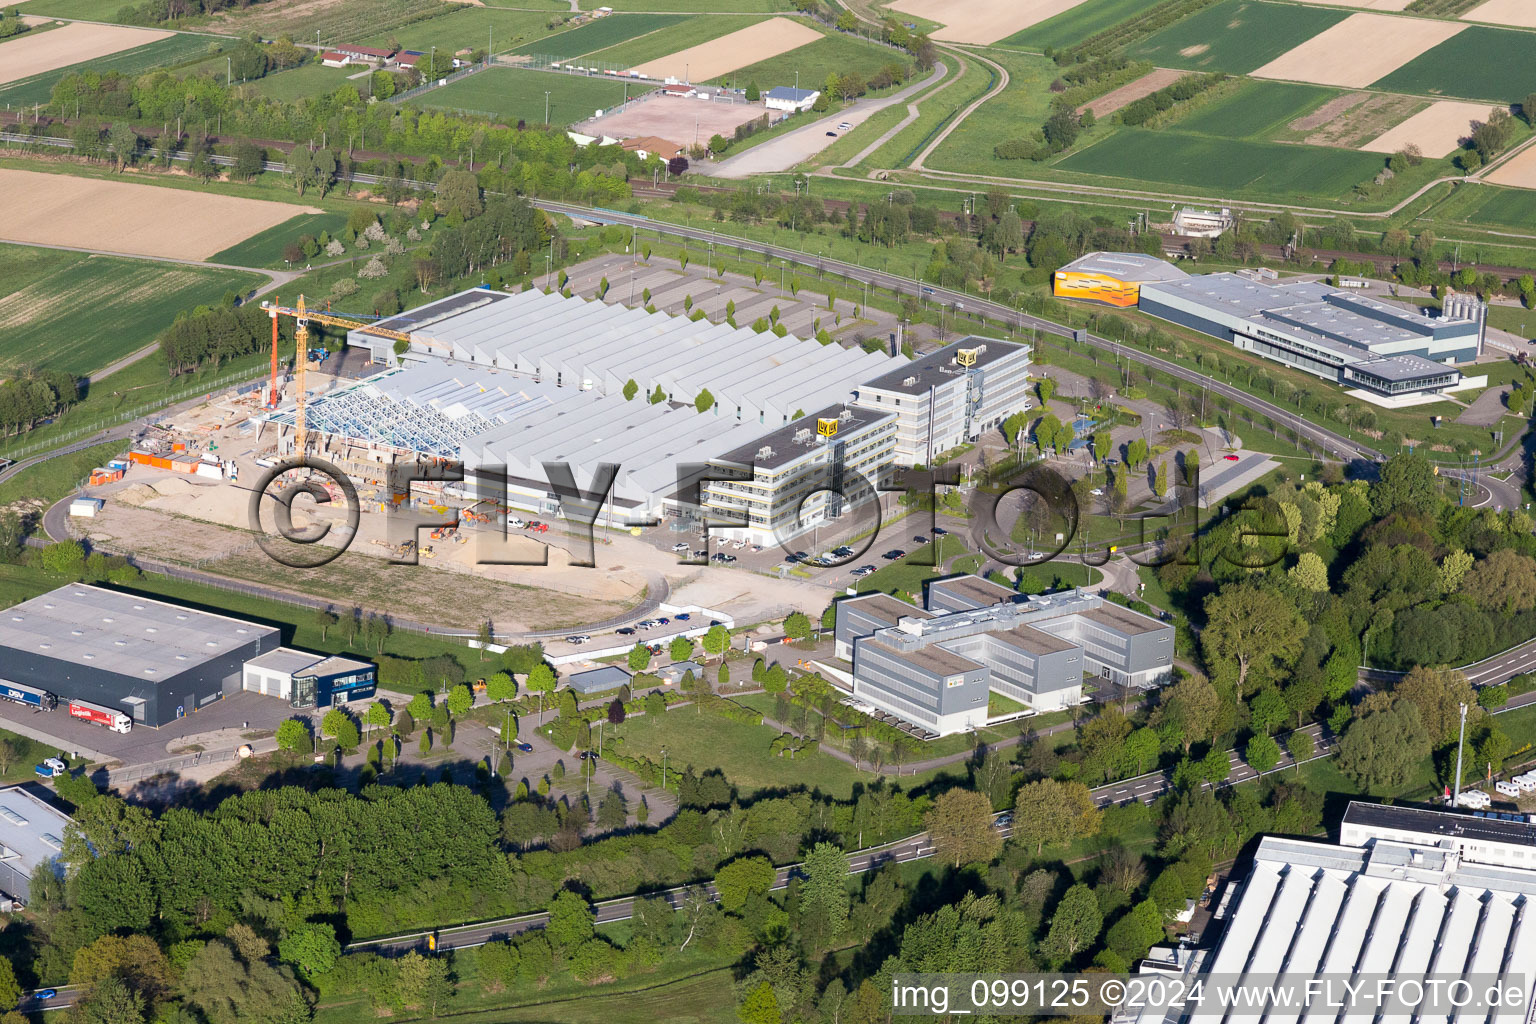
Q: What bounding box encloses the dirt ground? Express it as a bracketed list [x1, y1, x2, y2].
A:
[887, 0, 1088, 44]
[1461, 0, 1536, 27]
[1252, 13, 1465, 88]
[1484, 145, 1536, 189]
[627, 17, 819, 82]
[576, 93, 772, 146]
[0, 21, 173, 86]
[1290, 91, 1423, 147]
[1360, 99, 1496, 157]
[1078, 68, 1185, 117]
[0, 168, 319, 261]
[1295, 0, 1409, 8]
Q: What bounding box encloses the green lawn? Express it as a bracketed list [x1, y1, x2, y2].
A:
[582, 13, 767, 69]
[998, 0, 1157, 51]
[726, 31, 906, 94]
[606, 700, 871, 799]
[0, 725, 68, 785]
[409, 66, 630, 124]
[513, 13, 688, 59]
[0, 32, 215, 107]
[921, 49, 1056, 176]
[248, 63, 358, 102]
[208, 212, 351, 268]
[1127, 0, 1348, 74]
[1058, 128, 1386, 196]
[0, 245, 264, 376]
[365, 6, 563, 55]
[1372, 26, 1536, 103]
[1172, 79, 1339, 139]
[1462, 186, 1536, 232]
[854, 533, 973, 601]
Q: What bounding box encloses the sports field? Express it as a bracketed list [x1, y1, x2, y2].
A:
[1171, 79, 1338, 138]
[207, 212, 352, 268]
[0, 245, 264, 376]
[1058, 128, 1386, 194]
[582, 14, 767, 69]
[514, 13, 688, 60]
[0, 30, 208, 107]
[998, 0, 1152, 50]
[1127, 0, 1350, 74]
[1370, 26, 1536, 103]
[411, 66, 629, 124]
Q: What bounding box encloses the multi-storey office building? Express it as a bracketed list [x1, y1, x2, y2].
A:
[833, 574, 1172, 736]
[852, 338, 1033, 465]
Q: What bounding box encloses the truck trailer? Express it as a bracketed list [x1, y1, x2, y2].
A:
[1, 680, 58, 711]
[67, 699, 132, 734]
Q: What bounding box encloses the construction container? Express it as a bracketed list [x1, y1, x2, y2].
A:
[195, 462, 223, 480]
[69, 498, 105, 518]
[129, 450, 174, 470]
[89, 468, 124, 486]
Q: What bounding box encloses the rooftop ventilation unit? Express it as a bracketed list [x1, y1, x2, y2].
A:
[902, 376, 918, 387]
[793, 428, 813, 445]
[756, 445, 775, 460]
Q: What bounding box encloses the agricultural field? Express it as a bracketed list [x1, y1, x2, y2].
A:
[366, 6, 564, 56]
[0, 167, 322, 261]
[0, 245, 264, 376]
[199, 0, 446, 44]
[581, 13, 767, 69]
[1360, 99, 1496, 157]
[207, 212, 352, 268]
[1459, 0, 1536, 28]
[1252, 12, 1464, 88]
[1127, 0, 1350, 74]
[1266, 89, 1424, 147]
[1371, 25, 1536, 102]
[248, 63, 357, 102]
[582, 0, 793, 10]
[0, 28, 209, 107]
[513, 13, 688, 60]
[723, 28, 911, 95]
[628, 16, 819, 82]
[888, 0, 1090, 45]
[1478, 161, 1536, 203]
[996, 0, 1152, 50]
[1170, 80, 1340, 139]
[1057, 128, 1387, 194]
[409, 66, 629, 124]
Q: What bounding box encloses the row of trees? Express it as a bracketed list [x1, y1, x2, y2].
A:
[0, 369, 79, 438]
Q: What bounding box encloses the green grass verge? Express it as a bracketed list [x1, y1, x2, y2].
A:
[0, 722, 70, 784]
[513, 13, 688, 59]
[1057, 128, 1387, 194]
[0, 32, 217, 108]
[0, 245, 264, 376]
[726, 30, 906, 95]
[1171, 79, 1339, 140]
[248, 63, 359, 103]
[920, 49, 1056, 175]
[1461, 186, 1536, 232]
[408, 66, 630, 124]
[997, 0, 1159, 51]
[207, 212, 351, 268]
[581, 13, 767, 69]
[0, 440, 126, 508]
[1126, 0, 1349, 74]
[1372, 26, 1536, 104]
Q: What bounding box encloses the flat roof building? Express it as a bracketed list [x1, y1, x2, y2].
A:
[833, 575, 1172, 737]
[0, 585, 280, 727]
[241, 648, 376, 710]
[853, 337, 1033, 465]
[1053, 251, 1191, 308]
[567, 665, 631, 695]
[0, 786, 71, 903]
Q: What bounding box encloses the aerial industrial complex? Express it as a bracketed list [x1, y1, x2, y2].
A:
[1132, 802, 1536, 1024]
[833, 574, 1172, 737]
[267, 287, 1033, 544]
[0, 585, 374, 728]
[1054, 253, 1486, 400]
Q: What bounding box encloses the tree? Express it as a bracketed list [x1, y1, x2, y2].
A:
[1394, 666, 1479, 745]
[801, 842, 851, 936]
[739, 982, 780, 1024]
[1106, 899, 1165, 961]
[0, 959, 18, 1012]
[1202, 585, 1306, 694]
[107, 121, 137, 171]
[75, 975, 144, 1024]
[320, 708, 359, 750]
[277, 922, 340, 980]
[364, 702, 391, 739]
[446, 683, 474, 716]
[607, 698, 625, 725]
[1127, 437, 1149, 469]
[1286, 730, 1314, 772]
[1372, 451, 1438, 519]
[1337, 700, 1431, 794]
[1249, 687, 1288, 735]
[1153, 461, 1168, 498]
[925, 787, 1002, 868]
[1040, 883, 1101, 965]
[1153, 673, 1221, 754]
[1093, 430, 1111, 464]
[1461, 548, 1536, 613]
[596, 788, 627, 830]
[701, 624, 730, 660]
[312, 607, 338, 641]
[1245, 733, 1280, 773]
[1478, 683, 1509, 710]
[695, 388, 714, 413]
[745, 81, 760, 102]
[232, 139, 264, 181]
[180, 940, 309, 1024]
[667, 156, 689, 177]
[1288, 551, 1329, 592]
[669, 636, 694, 663]
[628, 643, 651, 672]
[436, 168, 483, 220]
[545, 891, 594, 954]
[1012, 778, 1100, 853]
[784, 611, 811, 640]
[715, 855, 775, 913]
[649, 384, 667, 404]
[526, 663, 557, 704]
[275, 719, 310, 753]
[41, 540, 85, 577]
[486, 671, 516, 702]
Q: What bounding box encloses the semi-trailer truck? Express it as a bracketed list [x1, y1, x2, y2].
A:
[67, 699, 131, 734]
[1, 680, 58, 711]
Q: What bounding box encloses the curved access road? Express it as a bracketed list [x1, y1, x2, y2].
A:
[908, 45, 1007, 173]
[532, 199, 1379, 464]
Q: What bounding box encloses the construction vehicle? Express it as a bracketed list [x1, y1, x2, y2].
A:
[261, 296, 420, 455]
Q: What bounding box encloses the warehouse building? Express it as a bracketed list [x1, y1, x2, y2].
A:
[0, 585, 280, 727]
[852, 337, 1034, 465]
[241, 649, 376, 709]
[1054, 253, 1483, 398]
[1129, 802, 1536, 1024]
[832, 574, 1171, 737]
[0, 786, 71, 903]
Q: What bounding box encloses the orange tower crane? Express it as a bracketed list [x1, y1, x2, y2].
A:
[260, 296, 417, 455]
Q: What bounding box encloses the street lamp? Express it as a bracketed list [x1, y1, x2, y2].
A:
[544, 90, 551, 125]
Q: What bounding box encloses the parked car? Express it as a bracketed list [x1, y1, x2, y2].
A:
[838, 121, 853, 130]
[507, 517, 527, 529]
[833, 545, 854, 557]
[34, 757, 66, 779]
[882, 549, 905, 560]
[565, 634, 591, 645]
[675, 613, 691, 621]
[656, 617, 670, 626]
[1224, 454, 1241, 461]
[516, 742, 534, 753]
[616, 627, 636, 636]
[1090, 488, 1104, 496]
[994, 812, 1014, 828]
[672, 542, 691, 552]
[825, 130, 837, 136]
[932, 526, 947, 536]
[913, 535, 928, 544]
[851, 565, 876, 577]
